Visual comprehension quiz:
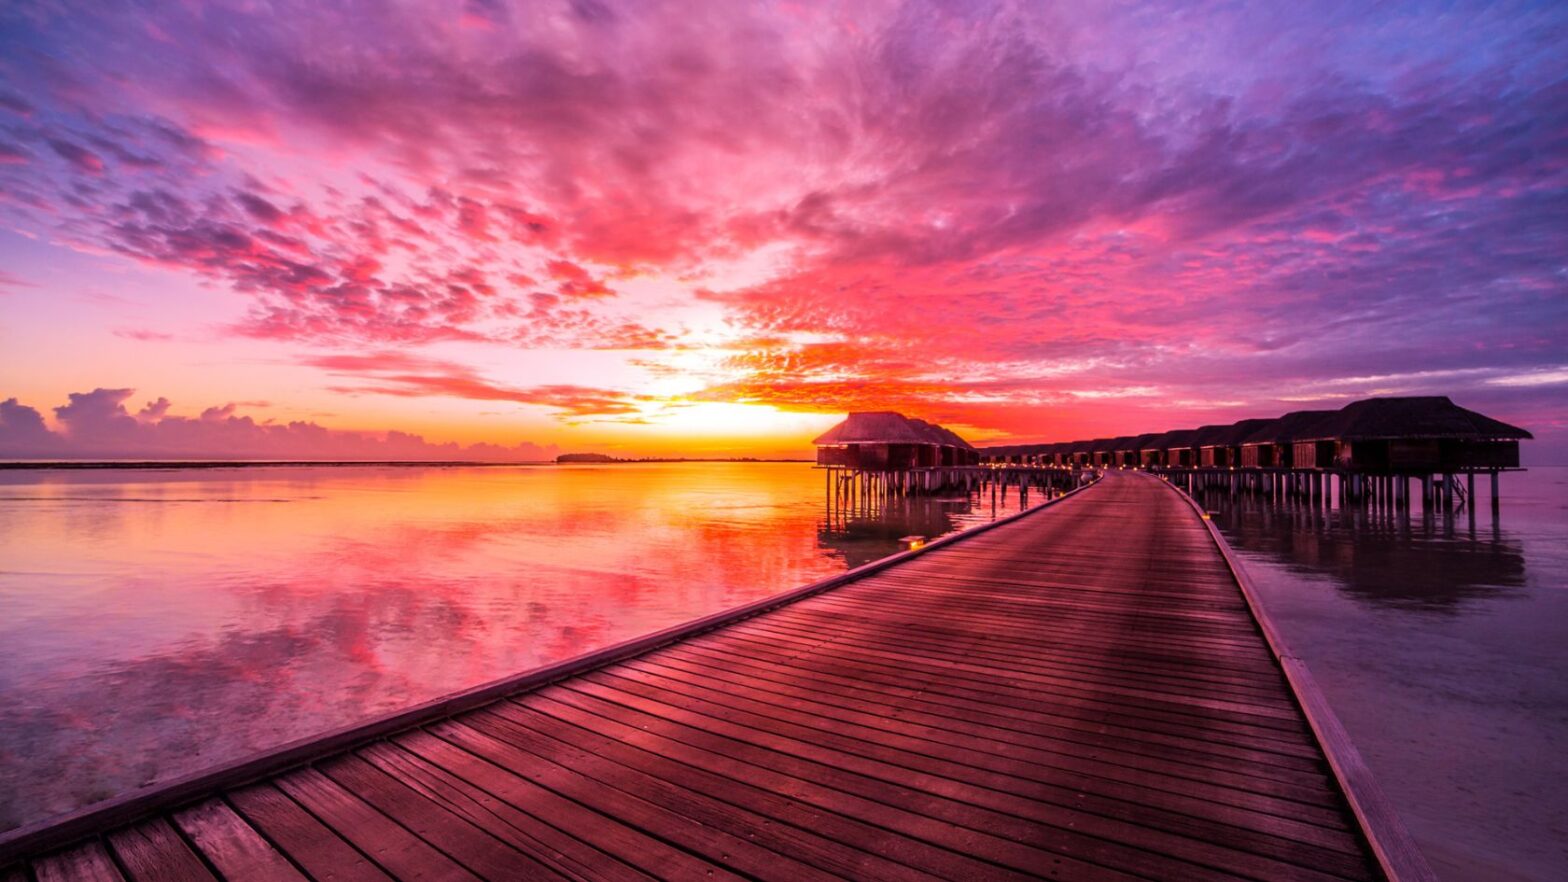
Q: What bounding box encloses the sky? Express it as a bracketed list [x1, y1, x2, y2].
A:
[0, 0, 1564, 460]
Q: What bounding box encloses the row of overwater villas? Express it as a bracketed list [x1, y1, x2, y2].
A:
[978, 396, 1530, 473]
[813, 412, 983, 470]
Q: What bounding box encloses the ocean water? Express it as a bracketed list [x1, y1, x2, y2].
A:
[1200, 467, 1568, 882]
[0, 461, 1040, 833]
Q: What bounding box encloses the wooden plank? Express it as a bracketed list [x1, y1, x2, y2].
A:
[404, 721, 793, 882]
[674, 631, 1324, 756]
[32, 841, 125, 882]
[274, 767, 479, 881]
[527, 686, 1256, 882]
[106, 818, 216, 882]
[355, 741, 651, 882]
[389, 727, 724, 881]
[629, 652, 1357, 835]
[496, 696, 1131, 881]
[559, 672, 1365, 882]
[598, 659, 1341, 813]
[226, 785, 393, 882]
[458, 705, 991, 882]
[313, 754, 573, 881]
[171, 799, 305, 882]
[737, 615, 1300, 707]
[662, 640, 1327, 772]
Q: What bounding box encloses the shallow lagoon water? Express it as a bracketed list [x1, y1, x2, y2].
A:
[0, 461, 1038, 832]
[1201, 467, 1568, 882]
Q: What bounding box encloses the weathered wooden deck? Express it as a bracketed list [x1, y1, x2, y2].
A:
[1, 471, 1429, 881]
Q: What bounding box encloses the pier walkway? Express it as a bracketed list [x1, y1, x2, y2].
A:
[1, 472, 1427, 881]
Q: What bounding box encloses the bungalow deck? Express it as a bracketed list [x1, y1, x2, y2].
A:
[0, 472, 1431, 881]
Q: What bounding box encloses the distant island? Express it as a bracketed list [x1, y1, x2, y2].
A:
[555, 453, 809, 463]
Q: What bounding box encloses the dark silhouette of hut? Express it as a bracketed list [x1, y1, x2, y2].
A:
[814, 412, 978, 470]
[1159, 429, 1201, 468]
[910, 419, 980, 466]
[1138, 431, 1178, 468]
[1239, 410, 1335, 468]
[1198, 418, 1274, 468]
[1045, 441, 1069, 467]
[1085, 437, 1119, 468]
[1118, 433, 1160, 468]
[1300, 397, 1530, 471]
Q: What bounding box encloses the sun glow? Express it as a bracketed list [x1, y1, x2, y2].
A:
[628, 401, 838, 442]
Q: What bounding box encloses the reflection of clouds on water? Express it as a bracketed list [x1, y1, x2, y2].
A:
[1201, 491, 1528, 611]
[816, 483, 1041, 569]
[0, 578, 595, 831]
[0, 463, 873, 833]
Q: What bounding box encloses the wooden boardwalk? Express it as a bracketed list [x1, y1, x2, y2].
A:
[1, 471, 1427, 881]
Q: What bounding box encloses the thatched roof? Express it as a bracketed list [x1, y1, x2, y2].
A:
[1190, 424, 1235, 447]
[1201, 418, 1274, 447]
[973, 396, 1529, 458]
[1123, 433, 1161, 452]
[1240, 410, 1336, 445]
[813, 412, 977, 447]
[1305, 397, 1532, 441]
[911, 419, 977, 450]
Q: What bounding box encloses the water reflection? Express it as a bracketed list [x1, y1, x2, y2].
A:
[1196, 487, 1529, 611]
[817, 474, 1045, 569]
[1195, 469, 1568, 881]
[0, 462, 1037, 832]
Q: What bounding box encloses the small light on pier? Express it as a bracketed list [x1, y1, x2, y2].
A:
[900, 535, 927, 551]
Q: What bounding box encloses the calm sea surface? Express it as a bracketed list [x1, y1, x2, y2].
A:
[1200, 467, 1568, 882]
[0, 461, 1041, 834]
[1, 463, 1563, 881]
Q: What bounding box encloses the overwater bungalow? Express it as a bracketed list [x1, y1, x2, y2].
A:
[1160, 428, 1201, 468]
[1197, 418, 1274, 468]
[1296, 396, 1530, 472]
[908, 419, 980, 466]
[1086, 437, 1117, 468]
[1138, 431, 1177, 468]
[1118, 433, 1160, 468]
[1239, 409, 1336, 468]
[814, 411, 978, 470]
[1045, 441, 1070, 467]
[969, 395, 1529, 512]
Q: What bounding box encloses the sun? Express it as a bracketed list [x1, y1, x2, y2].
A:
[631, 400, 839, 441]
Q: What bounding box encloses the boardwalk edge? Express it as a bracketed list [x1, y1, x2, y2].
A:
[1153, 472, 1438, 882]
[0, 472, 1100, 864]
